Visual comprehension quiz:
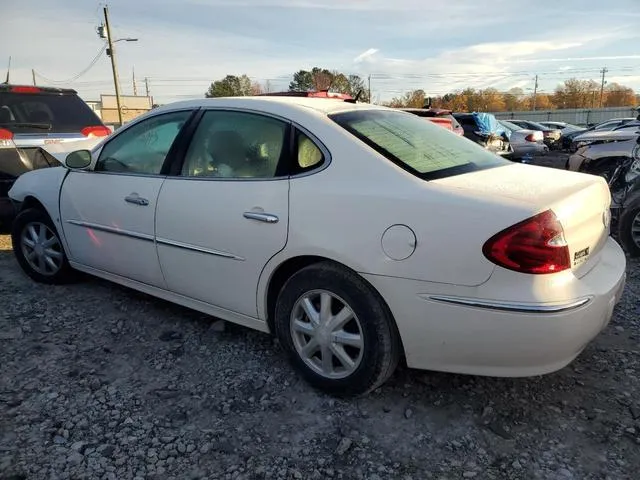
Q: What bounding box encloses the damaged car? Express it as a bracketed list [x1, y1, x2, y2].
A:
[567, 127, 640, 257]
[452, 112, 512, 156]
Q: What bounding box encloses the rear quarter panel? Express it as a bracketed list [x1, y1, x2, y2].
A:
[257, 110, 536, 317]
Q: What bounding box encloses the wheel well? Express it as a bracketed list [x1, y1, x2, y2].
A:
[266, 255, 327, 333]
[265, 255, 407, 363]
[21, 196, 46, 213]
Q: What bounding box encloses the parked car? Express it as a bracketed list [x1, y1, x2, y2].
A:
[565, 118, 637, 152]
[9, 96, 626, 395]
[507, 119, 562, 149]
[498, 120, 548, 161]
[538, 121, 584, 132]
[567, 129, 640, 256]
[452, 112, 512, 155]
[0, 84, 109, 229]
[401, 107, 465, 136]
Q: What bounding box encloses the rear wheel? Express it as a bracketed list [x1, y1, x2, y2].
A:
[274, 261, 401, 396]
[619, 205, 640, 258]
[11, 208, 76, 284]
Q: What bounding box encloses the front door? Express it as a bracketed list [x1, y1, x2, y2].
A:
[60, 110, 193, 287]
[155, 109, 290, 317]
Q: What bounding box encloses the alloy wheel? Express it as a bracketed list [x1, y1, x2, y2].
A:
[290, 289, 364, 379]
[20, 222, 64, 276]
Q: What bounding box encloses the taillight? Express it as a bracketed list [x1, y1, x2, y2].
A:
[482, 210, 570, 274]
[81, 126, 110, 138]
[11, 86, 41, 94]
[524, 133, 536, 142]
[0, 128, 13, 140]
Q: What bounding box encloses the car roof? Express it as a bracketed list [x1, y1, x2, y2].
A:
[153, 96, 388, 117]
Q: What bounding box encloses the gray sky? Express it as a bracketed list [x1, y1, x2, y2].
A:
[2, 0, 640, 103]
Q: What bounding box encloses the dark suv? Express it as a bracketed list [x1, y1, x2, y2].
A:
[0, 84, 109, 228]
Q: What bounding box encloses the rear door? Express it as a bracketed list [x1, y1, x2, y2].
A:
[155, 109, 296, 318]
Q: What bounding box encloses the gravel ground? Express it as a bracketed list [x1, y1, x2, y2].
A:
[1, 154, 640, 480]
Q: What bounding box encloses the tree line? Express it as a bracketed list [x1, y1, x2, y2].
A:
[205, 67, 370, 102]
[205, 70, 637, 112]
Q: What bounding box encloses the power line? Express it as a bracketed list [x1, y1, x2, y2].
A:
[34, 44, 107, 84]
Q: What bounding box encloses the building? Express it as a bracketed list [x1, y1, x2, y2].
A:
[83, 94, 153, 128]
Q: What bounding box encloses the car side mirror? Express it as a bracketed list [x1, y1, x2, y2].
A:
[65, 150, 92, 169]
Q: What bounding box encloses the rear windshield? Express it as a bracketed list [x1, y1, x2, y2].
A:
[330, 109, 507, 180]
[0, 92, 102, 134]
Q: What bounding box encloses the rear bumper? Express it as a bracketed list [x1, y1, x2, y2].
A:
[363, 237, 627, 377]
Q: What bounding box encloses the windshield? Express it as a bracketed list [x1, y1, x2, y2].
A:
[499, 120, 521, 132]
[330, 109, 508, 180]
[523, 120, 548, 130]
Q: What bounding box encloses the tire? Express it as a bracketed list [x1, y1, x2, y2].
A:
[619, 204, 640, 258]
[274, 261, 401, 396]
[11, 208, 76, 284]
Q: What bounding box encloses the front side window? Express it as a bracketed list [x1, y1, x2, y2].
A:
[181, 110, 288, 178]
[331, 109, 507, 180]
[96, 110, 191, 174]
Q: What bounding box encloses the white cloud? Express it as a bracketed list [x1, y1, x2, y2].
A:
[354, 49, 379, 63]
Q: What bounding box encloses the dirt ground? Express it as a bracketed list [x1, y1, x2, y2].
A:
[1, 154, 640, 480]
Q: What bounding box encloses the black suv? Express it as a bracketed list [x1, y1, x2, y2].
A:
[0, 84, 109, 229]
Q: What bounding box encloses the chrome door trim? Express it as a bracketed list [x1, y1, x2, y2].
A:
[243, 212, 279, 223]
[66, 220, 154, 242]
[155, 237, 245, 261]
[427, 295, 592, 313]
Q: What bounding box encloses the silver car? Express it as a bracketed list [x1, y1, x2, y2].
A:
[499, 120, 548, 161]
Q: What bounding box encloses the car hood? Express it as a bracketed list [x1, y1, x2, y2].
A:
[574, 129, 640, 143]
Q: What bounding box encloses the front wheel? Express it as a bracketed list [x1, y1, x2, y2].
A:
[274, 262, 401, 396]
[11, 208, 76, 284]
[619, 205, 640, 258]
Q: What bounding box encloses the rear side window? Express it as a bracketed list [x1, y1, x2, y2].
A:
[0, 92, 102, 134]
[331, 110, 507, 180]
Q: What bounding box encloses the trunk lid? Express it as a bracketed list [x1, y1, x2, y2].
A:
[433, 163, 611, 277]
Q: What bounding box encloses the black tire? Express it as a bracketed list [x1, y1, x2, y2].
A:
[11, 208, 76, 284]
[274, 261, 401, 396]
[619, 204, 640, 258]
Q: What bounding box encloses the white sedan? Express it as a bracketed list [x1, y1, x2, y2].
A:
[8, 96, 627, 395]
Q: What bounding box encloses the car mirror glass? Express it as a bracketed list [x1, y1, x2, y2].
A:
[65, 150, 92, 169]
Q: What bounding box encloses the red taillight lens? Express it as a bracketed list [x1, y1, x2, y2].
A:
[482, 210, 570, 274]
[524, 133, 535, 142]
[81, 126, 110, 138]
[0, 128, 13, 140]
[11, 86, 41, 94]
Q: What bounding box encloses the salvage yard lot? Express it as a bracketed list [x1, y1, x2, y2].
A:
[1, 203, 640, 478]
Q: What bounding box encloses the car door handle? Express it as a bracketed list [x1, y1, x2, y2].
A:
[124, 193, 149, 206]
[243, 212, 279, 223]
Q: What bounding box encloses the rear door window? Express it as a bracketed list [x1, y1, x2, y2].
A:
[0, 92, 102, 134]
[331, 109, 507, 180]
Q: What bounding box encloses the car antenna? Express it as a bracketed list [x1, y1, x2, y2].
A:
[344, 89, 362, 103]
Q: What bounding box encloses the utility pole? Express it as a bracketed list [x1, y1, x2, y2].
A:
[368, 74, 372, 103]
[32, 69, 36, 86]
[144, 77, 150, 97]
[531, 74, 538, 111]
[132, 67, 137, 95]
[103, 6, 124, 127]
[599, 67, 608, 108]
